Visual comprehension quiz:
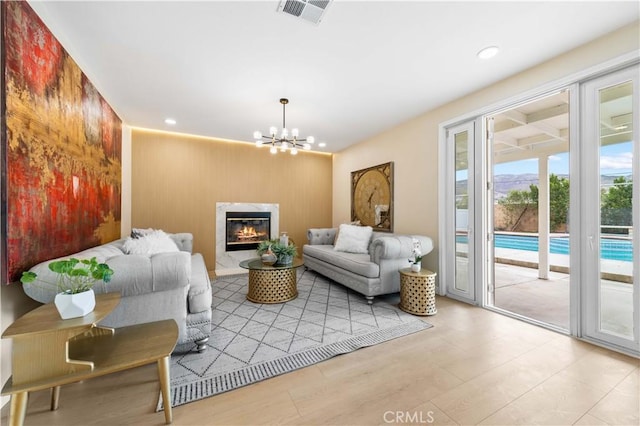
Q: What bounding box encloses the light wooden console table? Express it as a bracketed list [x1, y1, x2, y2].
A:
[1, 292, 178, 426]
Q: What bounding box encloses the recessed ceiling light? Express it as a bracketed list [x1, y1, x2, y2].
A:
[164, 118, 177, 125]
[318, 142, 326, 148]
[477, 46, 499, 60]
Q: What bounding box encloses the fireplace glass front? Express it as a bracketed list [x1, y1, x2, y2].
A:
[225, 212, 271, 251]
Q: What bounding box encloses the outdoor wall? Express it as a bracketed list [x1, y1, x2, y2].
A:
[333, 21, 640, 276]
[494, 205, 539, 233]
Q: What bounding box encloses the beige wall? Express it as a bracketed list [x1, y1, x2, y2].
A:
[333, 21, 640, 276]
[120, 126, 133, 237]
[130, 129, 333, 271]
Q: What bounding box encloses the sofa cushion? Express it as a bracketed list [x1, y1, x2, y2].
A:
[333, 224, 372, 254]
[170, 233, 194, 253]
[303, 245, 379, 278]
[307, 228, 337, 245]
[93, 252, 189, 296]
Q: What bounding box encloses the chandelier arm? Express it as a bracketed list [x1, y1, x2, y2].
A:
[255, 98, 314, 153]
[260, 135, 307, 143]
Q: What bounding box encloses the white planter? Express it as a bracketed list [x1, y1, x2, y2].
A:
[54, 289, 96, 319]
[410, 262, 422, 273]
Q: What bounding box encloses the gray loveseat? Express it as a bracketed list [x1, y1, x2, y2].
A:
[22, 233, 212, 352]
[303, 228, 434, 304]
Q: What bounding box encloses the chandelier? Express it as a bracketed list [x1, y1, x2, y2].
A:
[253, 98, 315, 155]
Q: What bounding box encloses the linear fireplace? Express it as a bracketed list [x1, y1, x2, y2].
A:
[225, 211, 271, 252]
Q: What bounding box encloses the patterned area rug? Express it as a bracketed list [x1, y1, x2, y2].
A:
[158, 268, 432, 409]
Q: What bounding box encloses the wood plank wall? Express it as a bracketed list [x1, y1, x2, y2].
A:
[131, 129, 333, 274]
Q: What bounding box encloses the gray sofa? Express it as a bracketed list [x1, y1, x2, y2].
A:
[303, 228, 434, 303]
[22, 233, 212, 352]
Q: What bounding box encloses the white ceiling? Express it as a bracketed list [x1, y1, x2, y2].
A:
[28, 1, 639, 153]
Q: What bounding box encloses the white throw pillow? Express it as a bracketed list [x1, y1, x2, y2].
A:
[333, 224, 373, 254]
[123, 230, 179, 255]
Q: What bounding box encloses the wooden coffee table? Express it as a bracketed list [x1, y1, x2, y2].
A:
[239, 258, 304, 303]
[1, 293, 178, 426]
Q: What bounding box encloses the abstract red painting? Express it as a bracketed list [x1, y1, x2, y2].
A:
[2, 1, 122, 283]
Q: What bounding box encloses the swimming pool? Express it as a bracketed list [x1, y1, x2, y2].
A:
[456, 234, 633, 262]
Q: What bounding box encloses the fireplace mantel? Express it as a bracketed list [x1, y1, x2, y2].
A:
[215, 203, 279, 276]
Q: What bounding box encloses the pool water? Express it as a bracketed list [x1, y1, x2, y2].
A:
[456, 234, 633, 262]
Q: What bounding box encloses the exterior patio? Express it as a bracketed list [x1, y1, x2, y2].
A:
[493, 247, 634, 337]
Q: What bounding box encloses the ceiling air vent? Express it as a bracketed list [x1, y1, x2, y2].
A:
[277, 0, 332, 25]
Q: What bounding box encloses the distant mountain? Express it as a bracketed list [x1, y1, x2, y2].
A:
[493, 173, 544, 199]
[456, 173, 631, 201]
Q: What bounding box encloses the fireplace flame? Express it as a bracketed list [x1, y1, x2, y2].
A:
[236, 226, 264, 240]
[227, 216, 269, 247]
[241, 226, 256, 237]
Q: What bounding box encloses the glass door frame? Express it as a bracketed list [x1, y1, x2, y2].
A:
[439, 120, 478, 303]
[580, 65, 639, 354]
[438, 52, 639, 356]
[481, 88, 576, 333]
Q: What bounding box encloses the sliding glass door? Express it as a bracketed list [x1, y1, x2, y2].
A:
[582, 65, 639, 353]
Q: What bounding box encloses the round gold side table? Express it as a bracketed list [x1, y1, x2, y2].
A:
[239, 258, 303, 304]
[399, 268, 437, 316]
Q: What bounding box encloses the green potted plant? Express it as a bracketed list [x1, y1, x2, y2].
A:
[20, 257, 114, 319]
[257, 239, 297, 266]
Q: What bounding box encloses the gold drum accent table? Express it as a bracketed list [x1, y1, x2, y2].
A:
[239, 258, 304, 304]
[399, 268, 437, 316]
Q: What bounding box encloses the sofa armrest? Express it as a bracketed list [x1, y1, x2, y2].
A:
[307, 228, 337, 245]
[170, 233, 194, 253]
[150, 251, 192, 291]
[188, 253, 212, 314]
[369, 235, 434, 264]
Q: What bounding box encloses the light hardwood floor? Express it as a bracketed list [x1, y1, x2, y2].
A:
[2, 296, 638, 425]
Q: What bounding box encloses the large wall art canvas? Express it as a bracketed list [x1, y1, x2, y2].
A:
[1, 1, 122, 283]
